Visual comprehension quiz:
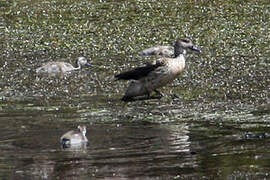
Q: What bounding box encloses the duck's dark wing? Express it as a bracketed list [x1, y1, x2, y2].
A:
[115, 63, 162, 80]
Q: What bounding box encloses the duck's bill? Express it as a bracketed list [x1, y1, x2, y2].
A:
[190, 46, 201, 53]
[85, 62, 92, 67]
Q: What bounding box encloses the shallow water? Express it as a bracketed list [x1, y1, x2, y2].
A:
[1, 0, 270, 179]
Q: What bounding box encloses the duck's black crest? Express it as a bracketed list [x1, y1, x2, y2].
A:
[115, 64, 161, 80]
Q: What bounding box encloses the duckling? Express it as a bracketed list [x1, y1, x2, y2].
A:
[36, 56, 91, 76]
[60, 125, 88, 147]
[139, 45, 174, 57]
[115, 38, 201, 101]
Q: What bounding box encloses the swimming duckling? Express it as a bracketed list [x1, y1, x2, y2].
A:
[139, 45, 174, 57]
[115, 38, 201, 101]
[60, 125, 88, 147]
[36, 56, 91, 76]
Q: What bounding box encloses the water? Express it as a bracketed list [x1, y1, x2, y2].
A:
[0, 97, 269, 179]
[1, 0, 270, 179]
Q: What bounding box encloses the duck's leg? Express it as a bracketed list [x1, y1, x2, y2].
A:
[142, 91, 162, 100]
[122, 93, 162, 102]
[146, 91, 152, 99]
[124, 91, 153, 101]
[121, 95, 135, 102]
[154, 90, 163, 97]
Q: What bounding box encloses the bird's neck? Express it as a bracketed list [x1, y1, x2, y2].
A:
[74, 61, 81, 70]
[174, 46, 185, 58]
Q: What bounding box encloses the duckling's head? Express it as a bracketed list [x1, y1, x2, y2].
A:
[175, 38, 201, 54]
[78, 125, 87, 136]
[76, 57, 91, 68]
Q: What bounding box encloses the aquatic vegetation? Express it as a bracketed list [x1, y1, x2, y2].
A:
[0, 0, 269, 105]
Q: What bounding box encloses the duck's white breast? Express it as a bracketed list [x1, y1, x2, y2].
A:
[144, 55, 186, 90]
[168, 55, 186, 75]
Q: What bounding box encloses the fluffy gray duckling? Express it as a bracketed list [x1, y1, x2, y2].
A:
[60, 125, 88, 147]
[36, 56, 91, 76]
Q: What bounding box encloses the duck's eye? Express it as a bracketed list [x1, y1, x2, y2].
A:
[181, 39, 190, 43]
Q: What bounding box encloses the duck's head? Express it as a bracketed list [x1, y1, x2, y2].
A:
[174, 38, 201, 55]
[77, 57, 91, 67]
[78, 125, 87, 136]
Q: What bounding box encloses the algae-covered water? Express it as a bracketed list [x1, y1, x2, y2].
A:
[0, 0, 269, 179]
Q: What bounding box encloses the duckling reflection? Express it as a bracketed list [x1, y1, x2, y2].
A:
[60, 125, 88, 148]
[36, 56, 91, 76]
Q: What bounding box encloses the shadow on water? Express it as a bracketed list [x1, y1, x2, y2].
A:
[0, 0, 270, 179]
